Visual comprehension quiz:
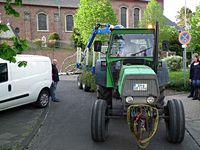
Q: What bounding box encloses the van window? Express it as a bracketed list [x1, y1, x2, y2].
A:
[0, 63, 8, 83]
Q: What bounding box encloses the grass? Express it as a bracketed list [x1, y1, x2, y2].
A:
[167, 71, 190, 91]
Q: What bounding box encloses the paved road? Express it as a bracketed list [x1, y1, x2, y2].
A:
[28, 75, 199, 150]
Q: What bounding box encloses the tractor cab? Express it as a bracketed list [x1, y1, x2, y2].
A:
[94, 27, 162, 93]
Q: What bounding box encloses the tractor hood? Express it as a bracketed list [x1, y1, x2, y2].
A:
[118, 65, 159, 97]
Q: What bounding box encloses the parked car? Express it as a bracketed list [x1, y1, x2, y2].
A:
[0, 55, 52, 111]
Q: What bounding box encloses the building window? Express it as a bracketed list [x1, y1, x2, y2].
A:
[134, 8, 140, 28]
[66, 15, 74, 31]
[37, 13, 48, 31]
[0, 63, 8, 83]
[120, 7, 127, 27]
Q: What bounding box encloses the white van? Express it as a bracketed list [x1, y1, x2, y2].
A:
[0, 55, 52, 111]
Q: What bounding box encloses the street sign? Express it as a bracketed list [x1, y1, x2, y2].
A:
[179, 31, 191, 45]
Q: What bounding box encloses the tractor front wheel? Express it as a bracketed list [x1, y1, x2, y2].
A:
[165, 99, 185, 143]
[91, 99, 109, 142]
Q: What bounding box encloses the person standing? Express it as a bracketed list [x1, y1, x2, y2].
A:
[51, 59, 60, 102]
[189, 53, 200, 100]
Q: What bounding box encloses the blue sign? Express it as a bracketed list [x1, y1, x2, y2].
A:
[179, 31, 191, 45]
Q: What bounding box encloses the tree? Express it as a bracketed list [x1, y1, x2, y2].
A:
[74, 0, 117, 46]
[140, 0, 165, 28]
[139, 0, 170, 49]
[0, 0, 28, 66]
[176, 7, 193, 28]
[190, 6, 200, 53]
[160, 26, 182, 56]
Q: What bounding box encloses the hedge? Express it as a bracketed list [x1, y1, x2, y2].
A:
[167, 71, 190, 91]
[163, 56, 183, 71]
[80, 71, 97, 91]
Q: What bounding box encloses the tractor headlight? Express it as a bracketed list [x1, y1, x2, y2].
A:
[146, 96, 155, 104]
[126, 96, 134, 104]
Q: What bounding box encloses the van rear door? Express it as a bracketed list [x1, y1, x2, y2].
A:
[0, 63, 12, 104]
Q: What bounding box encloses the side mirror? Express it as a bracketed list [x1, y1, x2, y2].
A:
[94, 41, 102, 52]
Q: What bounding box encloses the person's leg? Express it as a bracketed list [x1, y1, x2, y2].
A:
[197, 80, 200, 100]
[198, 88, 200, 100]
[188, 84, 194, 97]
[53, 82, 59, 101]
[50, 82, 57, 101]
[192, 88, 198, 100]
[192, 80, 198, 100]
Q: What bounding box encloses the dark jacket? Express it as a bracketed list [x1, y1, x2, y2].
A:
[190, 62, 200, 80]
[52, 64, 59, 82]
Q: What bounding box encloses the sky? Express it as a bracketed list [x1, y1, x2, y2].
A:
[164, 0, 200, 22]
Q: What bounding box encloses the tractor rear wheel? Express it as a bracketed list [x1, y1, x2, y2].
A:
[82, 82, 90, 92]
[97, 85, 112, 108]
[91, 99, 109, 142]
[165, 99, 185, 143]
[77, 75, 83, 89]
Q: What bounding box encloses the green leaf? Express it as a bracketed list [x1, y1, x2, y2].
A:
[4, 0, 20, 17]
[0, 0, 28, 64]
[0, 23, 9, 32]
[18, 61, 27, 67]
[73, 0, 117, 46]
[15, 0, 22, 5]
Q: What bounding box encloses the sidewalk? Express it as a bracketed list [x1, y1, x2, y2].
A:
[0, 104, 49, 150]
[166, 94, 200, 147]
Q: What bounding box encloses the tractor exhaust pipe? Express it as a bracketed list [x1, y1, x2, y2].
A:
[153, 22, 159, 73]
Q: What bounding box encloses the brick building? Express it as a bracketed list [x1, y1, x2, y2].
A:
[0, 0, 164, 44]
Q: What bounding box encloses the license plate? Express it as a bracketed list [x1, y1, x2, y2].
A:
[133, 83, 147, 91]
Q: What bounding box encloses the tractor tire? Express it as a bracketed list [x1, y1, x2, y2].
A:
[77, 75, 83, 89]
[165, 99, 185, 143]
[91, 99, 109, 142]
[97, 85, 112, 108]
[82, 82, 90, 92]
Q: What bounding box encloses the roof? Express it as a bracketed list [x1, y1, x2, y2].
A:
[0, 0, 79, 8]
[164, 16, 184, 31]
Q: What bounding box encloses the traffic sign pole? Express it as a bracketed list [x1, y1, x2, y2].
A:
[183, 47, 187, 87]
[179, 31, 191, 87]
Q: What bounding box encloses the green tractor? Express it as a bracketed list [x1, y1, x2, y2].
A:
[90, 23, 185, 148]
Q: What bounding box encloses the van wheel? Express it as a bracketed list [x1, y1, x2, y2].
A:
[36, 90, 50, 108]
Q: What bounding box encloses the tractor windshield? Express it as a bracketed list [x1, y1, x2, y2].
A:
[110, 33, 154, 57]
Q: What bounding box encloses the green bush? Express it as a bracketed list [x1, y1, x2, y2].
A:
[80, 71, 97, 91]
[48, 33, 60, 48]
[167, 71, 190, 91]
[48, 32, 60, 40]
[32, 38, 42, 48]
[163, 55, 183, 71]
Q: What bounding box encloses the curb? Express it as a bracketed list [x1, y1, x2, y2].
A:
[185, 123, 200, 148]
[16, 104, 50, 150]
